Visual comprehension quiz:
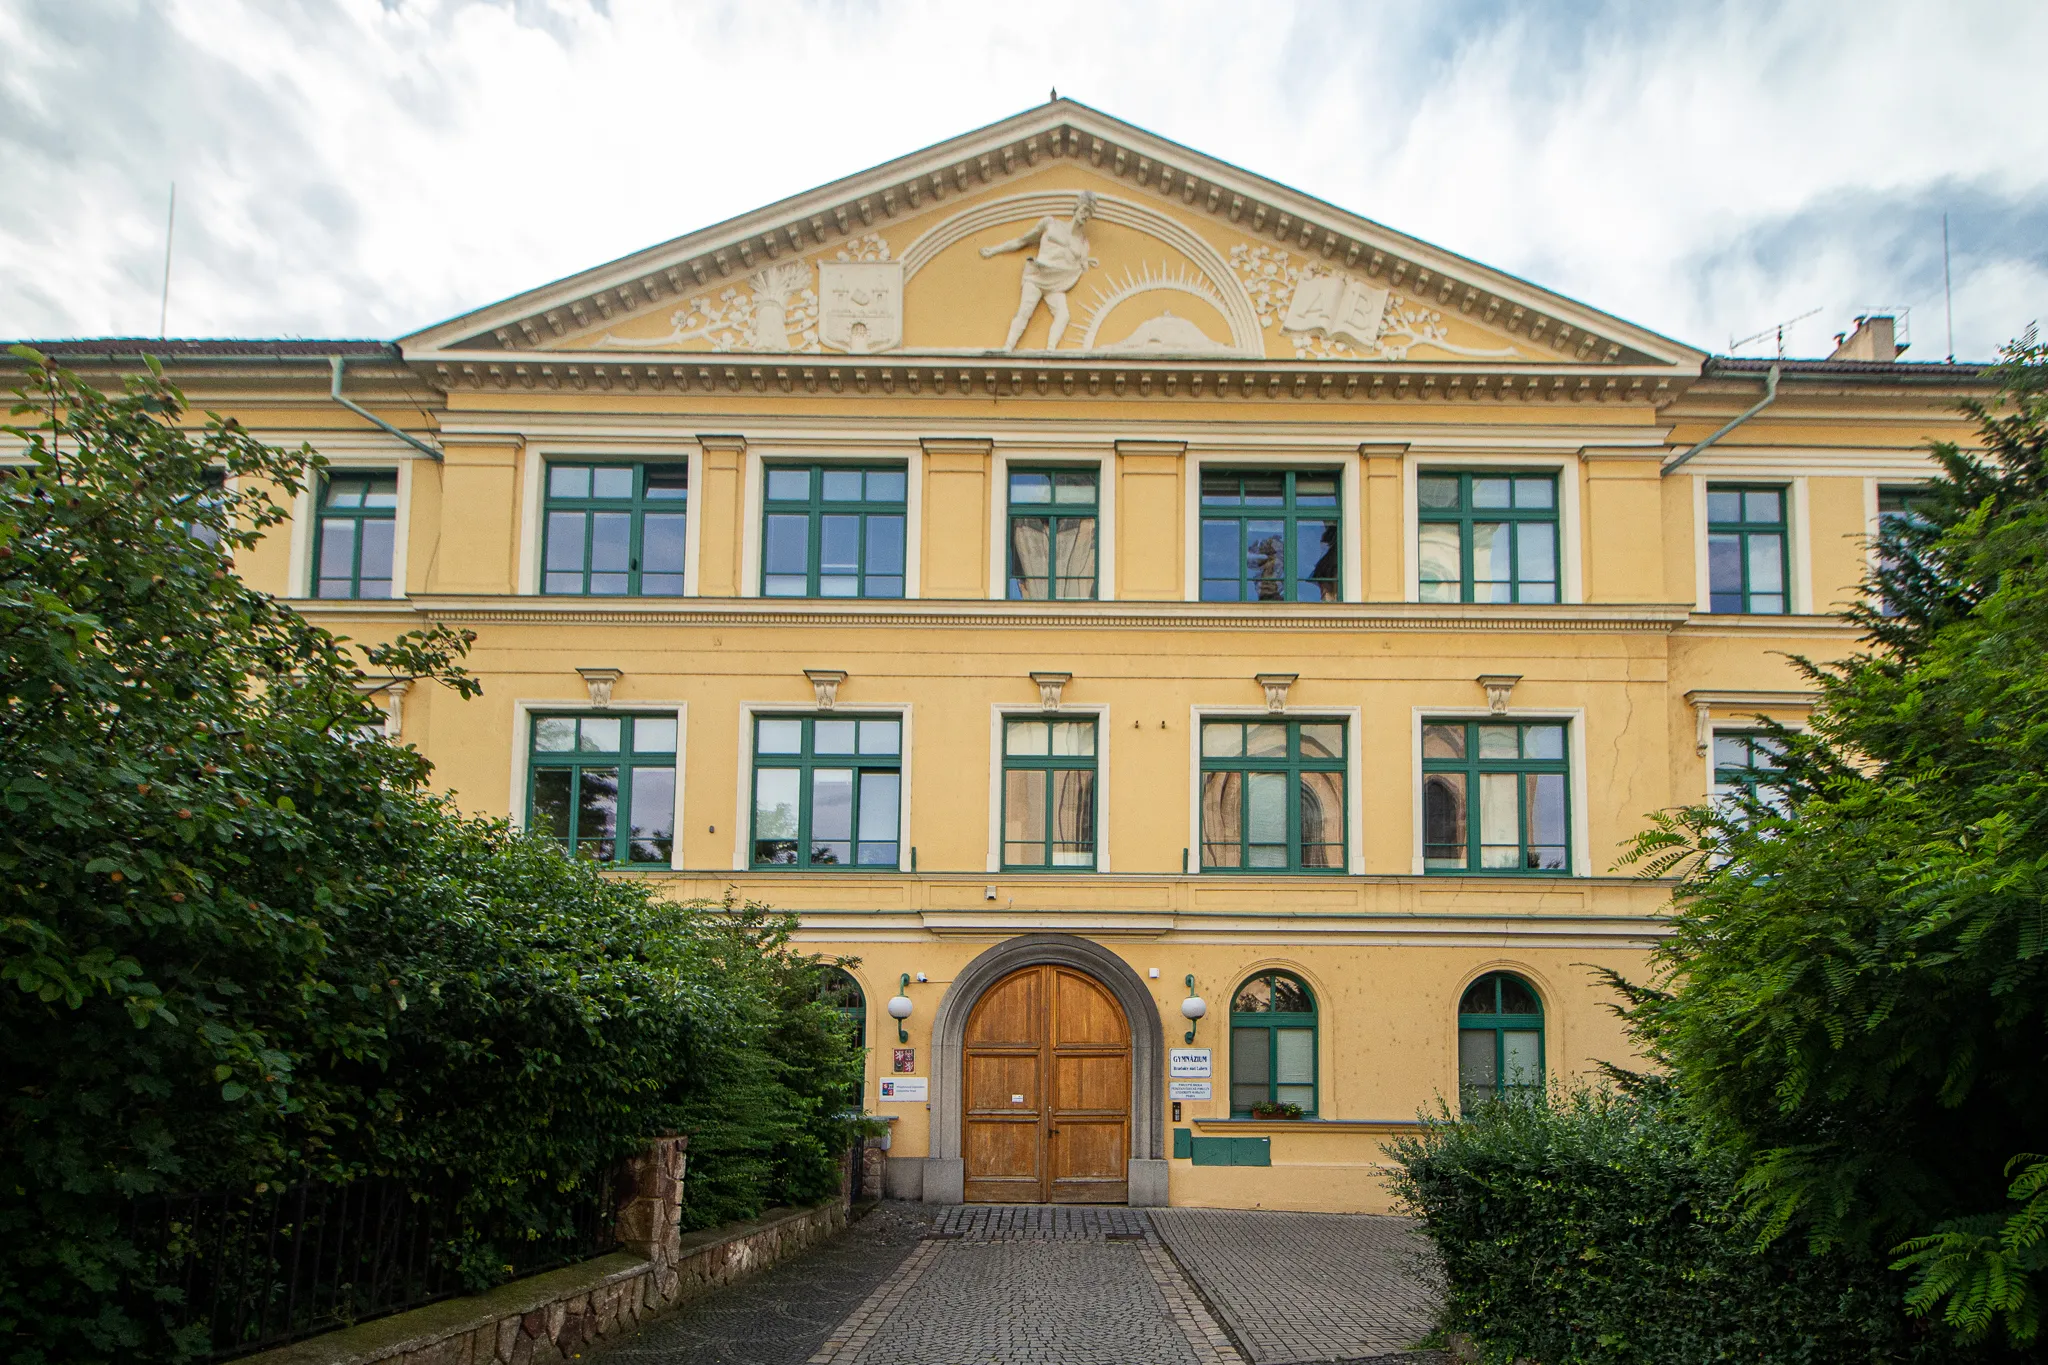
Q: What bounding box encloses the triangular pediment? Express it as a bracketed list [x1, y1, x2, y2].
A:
[402, 101, 1700, 382]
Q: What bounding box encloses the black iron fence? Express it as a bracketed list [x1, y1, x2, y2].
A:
[126, 1171, 618, 1361]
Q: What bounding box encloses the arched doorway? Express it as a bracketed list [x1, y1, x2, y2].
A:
[963, 964, 1131, 1203]
[926, 934, 1167, 1206]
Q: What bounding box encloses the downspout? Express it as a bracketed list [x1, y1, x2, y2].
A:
[1661, 363, 1779, 475]
[330, 356, 442, 461]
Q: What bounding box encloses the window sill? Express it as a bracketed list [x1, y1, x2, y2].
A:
[1423, 868, 1572, 878]
[1192, 1118, 1428, 1133]
[748, 866, 906, 874]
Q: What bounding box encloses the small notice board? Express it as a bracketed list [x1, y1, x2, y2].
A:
[1169, 1048, 1212, 1078]
[878, 1077, 928, 1102]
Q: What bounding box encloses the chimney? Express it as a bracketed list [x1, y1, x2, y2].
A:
[1829, 314, 1904, 362]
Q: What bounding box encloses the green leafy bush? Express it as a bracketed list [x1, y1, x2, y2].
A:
[1391, 1085, 1964, 1364]
[0, 352, 860, 1362]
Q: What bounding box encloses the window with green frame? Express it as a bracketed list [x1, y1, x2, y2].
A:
[1001, 716, 1096, 869]
[1230, 972, 1317, 1115]
[1007, 467, 1097, 599]
[1422, 721, 1569, 872]
[1712, 730, 1787, 814]
[314, 471, 397, 598]
[1706, 484, 1788, 614]
[1418, 471, 1558, 603]
[751, 714, 901, 867]
[1200, 469, 1341, 602]
[1199, 719, 1345, 871]
[1875, 484, 1936, 612]
[1458, 971, 1543, 1110]
[818, 966, 867, 1050]
[761, 465, 906, 598]
[818, 966, 867, 1107]
[526, 713, 677, 864]
[542, 462, 687, 595]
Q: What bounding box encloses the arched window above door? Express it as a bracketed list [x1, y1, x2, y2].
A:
[1229, 971, 1317, 1117]
[1457, 971, 1543, 1111]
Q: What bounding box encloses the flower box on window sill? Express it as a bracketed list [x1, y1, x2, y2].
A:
[1246, 1101, 1305, 1120]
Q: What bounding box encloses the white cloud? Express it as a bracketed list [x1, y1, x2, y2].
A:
[1, 0, 2041, 359]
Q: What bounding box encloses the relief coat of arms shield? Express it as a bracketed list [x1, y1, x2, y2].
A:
[819, 261, 904, 354]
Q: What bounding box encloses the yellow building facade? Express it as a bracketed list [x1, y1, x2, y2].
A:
[18, 103, 1984, 1212]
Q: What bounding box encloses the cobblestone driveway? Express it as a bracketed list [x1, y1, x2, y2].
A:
[1151, 1209, 1441, 1364]
[593, 1203, 1441, 1365]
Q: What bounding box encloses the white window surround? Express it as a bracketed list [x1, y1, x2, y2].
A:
[286, 452, 416, 600]
[1689, 474, 1812, 615]
[737, 447, 924, 599]
[985, 452, 1116, 602]
[1180, 455, 1363, 603]
[985, 703, 1112, 872]
[732, 700, 913, 872]
[1186, 704, 1367, 877]
[506, 699, 689, 873]
[1408, 706, 1592, 878]
[515, 442, 706, 596]
[1401, 452, 1583, 605]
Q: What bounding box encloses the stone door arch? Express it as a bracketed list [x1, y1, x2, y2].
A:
[926, 934, 1167, 1205]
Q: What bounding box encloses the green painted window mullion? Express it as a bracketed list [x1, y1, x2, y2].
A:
[315, 472, 397, 599]
[1199, 721, 1346, 873]
[542, 462, 688, 596]
[1419, 471, 1558, 603]
[1422, 720, 1570, 874]
[525, 714, 679, 866]
[804, 481, 823, 597]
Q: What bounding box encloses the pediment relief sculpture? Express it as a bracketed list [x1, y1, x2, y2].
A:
[539, 171, 1555, 363]
[980, 190, 1100, 351]
[406, 101, 1699, 375]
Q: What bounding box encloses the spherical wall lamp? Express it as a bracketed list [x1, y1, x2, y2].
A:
[887, 972, 915, 1044]
[1180, 974, 1207, 1045]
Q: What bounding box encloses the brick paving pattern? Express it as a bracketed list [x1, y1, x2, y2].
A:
[810, 1207, 1239, 1365]
[595, 1202, 1442, 1365]
[592, 1201, 935, 1365]
[1149, 1209, 1443, 1364]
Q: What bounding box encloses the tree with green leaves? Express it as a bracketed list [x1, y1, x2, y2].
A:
[1621, 334, 2048, 1349]
[1, 351, 861, 1362]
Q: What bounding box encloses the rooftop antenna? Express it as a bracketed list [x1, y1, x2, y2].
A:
[158, 182, 176, 339]
[1730, 306, 1821, 359]
[1942, 211, 1955, 362]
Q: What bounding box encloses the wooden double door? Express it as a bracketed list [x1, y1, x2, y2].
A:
[963, 964, 1132, 1203]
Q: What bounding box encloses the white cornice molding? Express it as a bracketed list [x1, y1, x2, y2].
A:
[398, 101, 1704, 372]
[431, 412, 1675, 452]
[420, 352, 1690, 408]
[309, 595, 1693, 633]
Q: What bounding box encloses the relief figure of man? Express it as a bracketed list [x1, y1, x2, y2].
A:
[980, 191, 1099, 351]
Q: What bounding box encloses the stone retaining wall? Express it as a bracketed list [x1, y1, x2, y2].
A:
[241, 1138, 848, 1365]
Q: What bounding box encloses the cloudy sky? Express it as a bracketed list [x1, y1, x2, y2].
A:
[3, 0, 2043, 360]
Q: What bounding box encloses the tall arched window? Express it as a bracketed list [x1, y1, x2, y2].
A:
[818, 967, 867, 1107]
[1229, 971, 1317, 1116]
[1457, 972, 1543, 1110]
[818, 966, 866, 1049]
